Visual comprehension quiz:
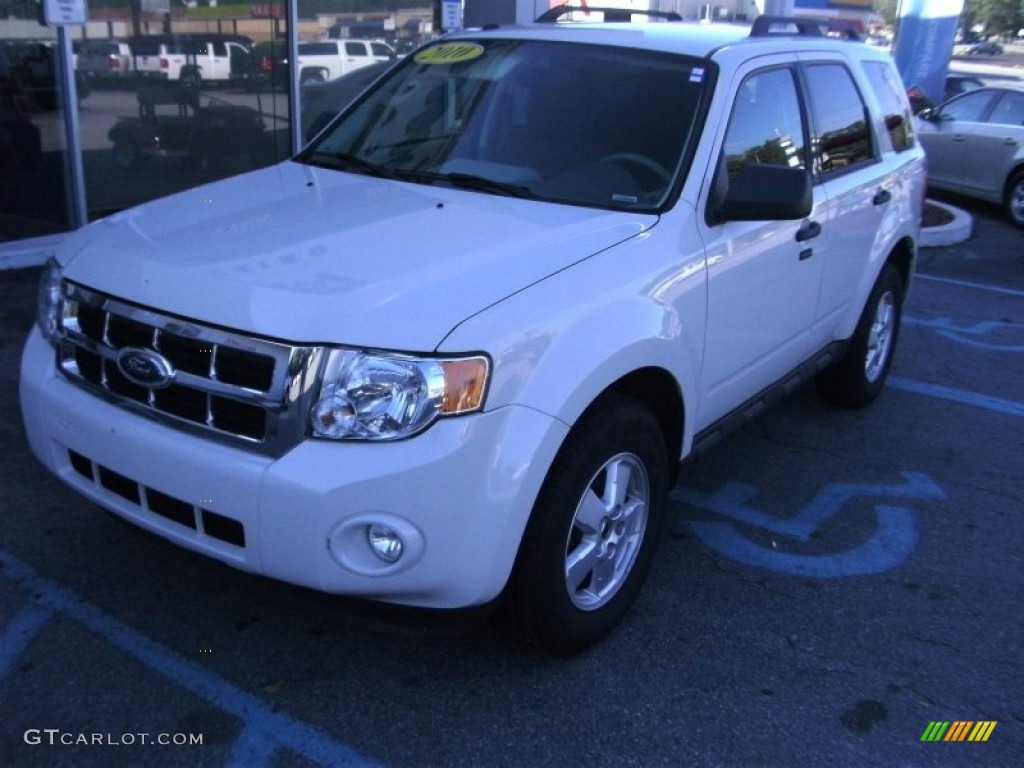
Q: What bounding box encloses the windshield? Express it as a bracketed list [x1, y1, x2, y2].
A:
[299, 39, 708, 211]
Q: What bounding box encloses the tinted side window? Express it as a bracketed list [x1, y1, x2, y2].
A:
[132, 40, 162, 56]
[804, 64, 874, 175]
[300, 43, 337, 56]
[371, 43, 392, 57]
[940, 90, 997, 122]
[345, 42, 366, 56]
[721, 67, 806, 185]
[987, 92, 1024, 125]
[862, 60, 915, 152]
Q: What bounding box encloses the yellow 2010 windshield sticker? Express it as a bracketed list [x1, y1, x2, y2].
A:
[414, 43, 485, 65]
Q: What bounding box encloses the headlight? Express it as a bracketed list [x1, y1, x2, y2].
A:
[36, 257, 63, 344]
[310, 349, 489, 441]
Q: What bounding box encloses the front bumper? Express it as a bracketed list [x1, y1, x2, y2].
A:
[20, 328, 567, 608]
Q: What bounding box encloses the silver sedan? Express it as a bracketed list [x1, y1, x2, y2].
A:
[917, 84, 1024, 227]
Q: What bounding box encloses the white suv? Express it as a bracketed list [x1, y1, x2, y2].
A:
[296, 39, 396, 83]
[22, 17, 924, 654]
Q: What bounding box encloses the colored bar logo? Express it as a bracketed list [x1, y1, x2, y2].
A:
[921, 721, 997, 742]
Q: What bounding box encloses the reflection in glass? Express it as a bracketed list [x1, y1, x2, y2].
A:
[77, 4, 292, 221]
[1, 25, 72, 243]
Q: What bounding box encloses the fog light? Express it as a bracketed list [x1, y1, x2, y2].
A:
[367, 524, 403, 563]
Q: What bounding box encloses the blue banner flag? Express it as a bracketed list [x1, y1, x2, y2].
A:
[892, 0, 964, 106]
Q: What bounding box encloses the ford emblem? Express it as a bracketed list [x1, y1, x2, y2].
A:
[116, 348, 175, 389]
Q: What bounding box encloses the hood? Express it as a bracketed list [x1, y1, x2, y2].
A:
[59, 162, 656, 350]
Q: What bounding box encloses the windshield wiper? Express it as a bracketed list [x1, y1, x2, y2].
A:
[304, 150, 399, 179]
[302, 155, 533, 199]
[442, 172, 533, 198]
[398, 171, 532, 198]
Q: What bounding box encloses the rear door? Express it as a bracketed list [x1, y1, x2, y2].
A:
[957, 89, 1024, 198]
[798, 55, 893, 338]
[918, 89, 1001, 191]
[344, 41, 371, 73]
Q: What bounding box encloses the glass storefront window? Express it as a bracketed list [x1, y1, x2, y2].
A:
[1, 1, 435, 250]
[77, 2, 292, 220]
[1, 20, 72, 244]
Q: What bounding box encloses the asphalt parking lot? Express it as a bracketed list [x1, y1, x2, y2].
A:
[0, 197, 1021, 767]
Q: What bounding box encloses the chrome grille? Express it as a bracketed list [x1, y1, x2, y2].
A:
[56, 281, 323, 456]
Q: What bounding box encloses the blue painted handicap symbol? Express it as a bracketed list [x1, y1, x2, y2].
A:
[904, 315, 1024, 352]
[671, 472, 946, 578]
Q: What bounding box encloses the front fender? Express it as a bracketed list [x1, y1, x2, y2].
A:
[439, 225, 707, 459]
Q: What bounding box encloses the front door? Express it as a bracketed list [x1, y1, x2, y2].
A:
[696, 60, 825, 427]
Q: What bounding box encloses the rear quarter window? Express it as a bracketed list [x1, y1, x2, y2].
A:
[862, 60, 916, 152]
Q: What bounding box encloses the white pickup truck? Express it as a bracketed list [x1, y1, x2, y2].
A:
[296, 39, 395, 83]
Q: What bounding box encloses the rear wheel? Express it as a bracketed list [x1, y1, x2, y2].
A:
[817, 263, 903, 407]
[500, 393, 669, 655]
[1005, 170, 1024, 228]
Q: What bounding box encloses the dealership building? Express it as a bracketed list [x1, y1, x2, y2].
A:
[1, 0, 874, 266]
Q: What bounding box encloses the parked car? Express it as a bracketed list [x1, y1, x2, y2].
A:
[23, 16, 924, 655]
[295, 39, 395, 83]
[301, 60, 392, 141]
[1, 39, 89, 110]
[239, 39, 288, 92]
[917, 84, 1024, 227]
[76, 39, 133, 83]
[906, 74, 985, 114]
[943, 74, 985, 100]
[966, 41, 1003, 56]
[108, 88, 266, 172]
[129, 34, 253, 84]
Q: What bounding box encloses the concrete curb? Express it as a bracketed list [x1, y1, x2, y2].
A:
[921, 199, 973, 248]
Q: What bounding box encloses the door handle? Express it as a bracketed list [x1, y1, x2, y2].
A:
[952, 134, 966, 142]
[1004, 138, 1018, 146]
[795, 220, 821, 242]
[873, 189, 892, 206]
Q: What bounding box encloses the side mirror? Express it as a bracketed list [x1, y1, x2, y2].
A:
[711, 164, 812, 223]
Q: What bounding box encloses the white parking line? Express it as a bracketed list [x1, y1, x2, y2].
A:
[916, 273, 1024, 299]
[889, 377, 1024, 417]
[0, 548, 383, 767]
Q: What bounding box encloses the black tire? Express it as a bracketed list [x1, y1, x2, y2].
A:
[500, 393, 669, 655]
[300, 69, 327, 84]
[1004, 170, 1024, 229]
[817, 263, 904, 408]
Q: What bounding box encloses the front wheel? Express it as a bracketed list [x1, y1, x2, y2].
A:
[1005, 170, 1024, 228]
[817, 263, 904, 407]
[500, 393, 669, 655]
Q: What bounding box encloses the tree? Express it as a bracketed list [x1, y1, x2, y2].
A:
[977, 0, 1023, 37]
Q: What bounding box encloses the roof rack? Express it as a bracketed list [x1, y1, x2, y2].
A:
[749, 15, 861, 41]
[536, 4, 683, 23]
